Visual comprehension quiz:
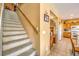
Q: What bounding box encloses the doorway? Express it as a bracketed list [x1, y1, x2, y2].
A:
[4, 3, 16, 11]
[50, 19, 56, 49]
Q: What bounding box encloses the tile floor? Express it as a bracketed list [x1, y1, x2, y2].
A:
[49, 38, 79, 56]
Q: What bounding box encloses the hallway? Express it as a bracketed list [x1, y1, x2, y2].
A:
[50, 38, 79, 56]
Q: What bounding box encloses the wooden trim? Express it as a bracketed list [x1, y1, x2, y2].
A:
[50, 10, 58, 19]
[70, 26, 75, 56]
[15, 5, 38, 33]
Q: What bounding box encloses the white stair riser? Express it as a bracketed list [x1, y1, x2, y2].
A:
[3, 19, 20, 22]
[3, 39, 31, 51]
[7, 45, 32, 56]
[3, 20, 21, 24]
[3, 31, 26, 36]
[3, 35, 28, 43]
[3, 27, 24, 31]
[3, 24, 22, 27]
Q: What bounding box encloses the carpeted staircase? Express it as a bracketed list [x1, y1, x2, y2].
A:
[2, 9, 36, 56]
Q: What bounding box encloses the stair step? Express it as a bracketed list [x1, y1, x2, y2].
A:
[3, 27, 24, 31]
[4, 9, 15, 14]
[3, 30, 24, 32]
[18, 48, 36, 56]
[3, 31, 26, 36]
[3, 39, 31, 51]
[2, 18, 20, 23]
[3, 13, 14, 18]
[3, 25, 23, 28]
[3, 10, 19, 20]
[3, 10, 16, 17]
[3, 42, 32, 56]
[3, 37, 29, 45]
[3, 27, 24, 30]
[3, 34, 28, 43]
[3, 17, 19, 22]
[3, 33, 26, 37]
[3, 16, 17, 20]
[2, 17, 20, 22]
[3, 15, 16, 20]
[3, 23, 22, 27]
[3, 23, 22, 26]
[5, 44, 32, 56]
[3, 21, 21, 25]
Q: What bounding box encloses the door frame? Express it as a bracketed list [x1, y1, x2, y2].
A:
[50, 19, 56, 49]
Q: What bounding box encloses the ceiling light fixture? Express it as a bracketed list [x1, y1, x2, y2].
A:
[70, 14, 74, 19]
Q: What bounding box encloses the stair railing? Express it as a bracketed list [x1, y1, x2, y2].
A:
[15, 4, 38, 33]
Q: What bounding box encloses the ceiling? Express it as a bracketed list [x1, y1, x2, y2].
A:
[52, 3, 79, 20]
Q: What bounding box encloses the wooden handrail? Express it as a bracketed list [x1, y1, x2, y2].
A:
[70, 26, 75, 55]
[15, 5, 38, 33]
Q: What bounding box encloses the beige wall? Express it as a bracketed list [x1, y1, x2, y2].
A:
[40, 3, 61, 55]
[16, 3, 40, 55]
[40, 4, 51, 55]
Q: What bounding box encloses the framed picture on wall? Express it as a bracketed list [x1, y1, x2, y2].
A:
[44, 14, 49, 22]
